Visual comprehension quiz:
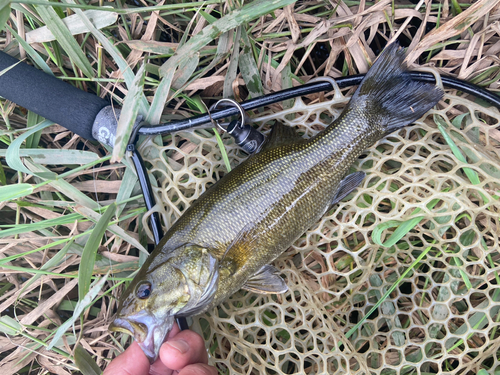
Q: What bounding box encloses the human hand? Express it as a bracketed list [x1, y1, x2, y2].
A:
[104, 324, 217, 375]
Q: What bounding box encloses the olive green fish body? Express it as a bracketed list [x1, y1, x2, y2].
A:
[110, 43, 443, 362]
[146, 109, 378, 306]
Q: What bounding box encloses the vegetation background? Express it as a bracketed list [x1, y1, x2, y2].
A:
[1, 0, 500, 374]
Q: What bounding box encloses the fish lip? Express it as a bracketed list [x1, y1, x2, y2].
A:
[108, 317, 133, 336]
[109, 313, 175, 364]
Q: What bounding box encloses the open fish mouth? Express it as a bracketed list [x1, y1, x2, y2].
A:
[109, 318, 134, 336]
[109, 314, 175, 363]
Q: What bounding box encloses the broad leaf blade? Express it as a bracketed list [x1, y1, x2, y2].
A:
[74, 345, 101, 375]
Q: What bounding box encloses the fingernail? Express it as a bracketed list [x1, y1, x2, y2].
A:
[166, 339, 189, 354]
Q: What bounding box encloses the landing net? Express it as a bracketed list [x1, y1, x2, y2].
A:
[140, 83, 500, 374]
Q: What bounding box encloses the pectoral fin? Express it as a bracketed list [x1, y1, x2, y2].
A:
[329, 171, 366, 208]
[242, 264, 288, 294]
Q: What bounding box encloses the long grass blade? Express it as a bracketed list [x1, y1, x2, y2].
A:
[0, 148, 99, 164]
[74, 205, 147, 253]
[154, 0, 297, 110]
[47, 273, 109, 350]
[0, 315, 22, 336]
[26, 8, 118, 43]
[224, 26, 241, 99]
[67, 0, 150, 115]
[5, 24, 53, 74]
[111, 64, 145, 163]
[435, 114, 482, 185]
[0, 2, 10, 33]
[0, 213, 82, 238]
[116, 166, 138, 217]
[5, 120, 55, 179]
[372, 196, 444, 247]
[344, 245, 432, 340]
[371, 216, 425, 248]
[239, 29, 264, 98]
[172, 52, 200, 90]
[34, 1, 94, 77]
[25, 111, 43, 149]
[21, 238, 74, 292]
[24, 159, 101, 209]
[78, 203, 115, 300]
[0, 183, 34, 202]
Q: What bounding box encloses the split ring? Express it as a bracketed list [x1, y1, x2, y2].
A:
[209, 98, 247, 133]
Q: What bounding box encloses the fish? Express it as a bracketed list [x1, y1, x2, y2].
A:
[109, 43, 443, 362]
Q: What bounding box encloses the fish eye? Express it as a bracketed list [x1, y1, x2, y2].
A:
[136, 282, 152, 299]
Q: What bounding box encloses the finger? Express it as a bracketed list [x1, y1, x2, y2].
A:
[166, 321, 181, 340]
[178, 364, 218, 375]
[159, 330, 208, 370]
[103, 341, 150, 375]
[149, 322, 182, 375]
[149, 355, 172, 375]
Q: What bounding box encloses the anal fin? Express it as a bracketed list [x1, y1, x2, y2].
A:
[329, 171, 366, 209]
[242, 264, 288, 294]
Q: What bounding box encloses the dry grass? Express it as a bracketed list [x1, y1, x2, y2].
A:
[1, 0, 500, 374]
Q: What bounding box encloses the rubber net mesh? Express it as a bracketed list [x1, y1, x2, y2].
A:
[138, 85, 500, 374]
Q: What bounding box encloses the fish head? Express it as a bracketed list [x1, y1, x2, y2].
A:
[109, 244, 219, 362]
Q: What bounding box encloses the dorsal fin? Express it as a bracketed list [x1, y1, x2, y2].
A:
[260, 122, 303, 151]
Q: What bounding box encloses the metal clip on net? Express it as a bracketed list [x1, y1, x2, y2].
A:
[210, 98, 265, 154]
[226, 119, 265, 154]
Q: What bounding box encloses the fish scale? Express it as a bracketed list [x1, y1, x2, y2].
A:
[109, 43, 444, 363]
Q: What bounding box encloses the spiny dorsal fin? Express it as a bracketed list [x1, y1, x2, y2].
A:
[242, 264, 288, 294]
[261, 122, 303, 151]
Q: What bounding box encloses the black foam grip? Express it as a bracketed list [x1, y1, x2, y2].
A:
[0, 51, 109, 141]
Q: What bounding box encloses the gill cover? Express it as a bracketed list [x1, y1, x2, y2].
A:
[171, 245, 220, 317]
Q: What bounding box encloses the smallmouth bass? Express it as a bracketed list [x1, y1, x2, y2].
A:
[109, 43, 443, 362]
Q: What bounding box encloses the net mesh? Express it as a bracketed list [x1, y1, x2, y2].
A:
[138, 85, 500, 374]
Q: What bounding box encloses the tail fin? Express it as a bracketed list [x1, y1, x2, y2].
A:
[351, 43, 443, 133]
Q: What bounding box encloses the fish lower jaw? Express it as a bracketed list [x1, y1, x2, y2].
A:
[138, 315, 176, 364]
[138, 332, 159, 364]
[109, 314, 175, 363]
[109, 320, 157, 363]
